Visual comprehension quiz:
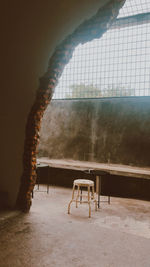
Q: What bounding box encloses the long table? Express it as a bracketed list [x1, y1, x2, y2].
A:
[37, 158, 150, 206]
[37, 158, 150, 178]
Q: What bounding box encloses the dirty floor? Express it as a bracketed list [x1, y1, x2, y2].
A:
[0, 186, 150, 267]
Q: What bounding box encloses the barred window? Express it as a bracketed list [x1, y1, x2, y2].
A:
[53, 0, 150, 99]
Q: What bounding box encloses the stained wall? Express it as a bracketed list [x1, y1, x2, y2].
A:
[39, 97, 150, 167]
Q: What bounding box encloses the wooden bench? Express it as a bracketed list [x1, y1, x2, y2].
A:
[37, 158, 150, 205]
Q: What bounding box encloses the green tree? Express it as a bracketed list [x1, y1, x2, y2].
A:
[104, 84, 135, 97]
[66, 84, 103, 98]
[66, 83, 135, 98]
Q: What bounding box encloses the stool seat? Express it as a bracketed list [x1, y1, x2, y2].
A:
[68, 178, 97, 218]
[74, 179, 94, 186]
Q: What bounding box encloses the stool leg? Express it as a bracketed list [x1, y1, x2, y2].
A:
[76, 185, 80, 208]
[92, 185, 97, 211]
[88, 185, 91, 218]
[92, 185, 94, 200]
[68, 184, 75, 214]
[95, 199, 97, 211]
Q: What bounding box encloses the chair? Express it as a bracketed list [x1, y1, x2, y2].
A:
[68, 179, 97, 218]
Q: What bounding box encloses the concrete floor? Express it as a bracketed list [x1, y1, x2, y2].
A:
[1, 186, 150, 267]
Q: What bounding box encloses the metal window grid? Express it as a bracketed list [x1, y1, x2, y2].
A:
[53, 0, 150, 100]
[118, 0, 150, 18]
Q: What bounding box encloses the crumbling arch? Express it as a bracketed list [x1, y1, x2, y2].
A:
[17, 0, 125, 211]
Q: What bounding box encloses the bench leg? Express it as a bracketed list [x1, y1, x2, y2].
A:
[88, 185, 91, 218]
[80, 187, 82, 203]
[76, 185, 80, 208]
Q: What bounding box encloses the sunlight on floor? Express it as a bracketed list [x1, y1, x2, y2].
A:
[32, 185, 150, 239]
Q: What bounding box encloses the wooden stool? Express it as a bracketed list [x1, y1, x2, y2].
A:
[68, 179, 97, 218]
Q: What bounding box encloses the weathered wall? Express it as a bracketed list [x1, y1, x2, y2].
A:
[38, 97, 150, 167]
[0, 0, 108, 208]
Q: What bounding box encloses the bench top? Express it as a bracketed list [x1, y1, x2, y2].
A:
[37, 158, 150, 180]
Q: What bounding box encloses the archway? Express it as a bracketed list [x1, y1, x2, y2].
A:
[16, 0, 125, 211]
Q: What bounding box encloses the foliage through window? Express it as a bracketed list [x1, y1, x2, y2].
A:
[53, 0, 150, 99]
